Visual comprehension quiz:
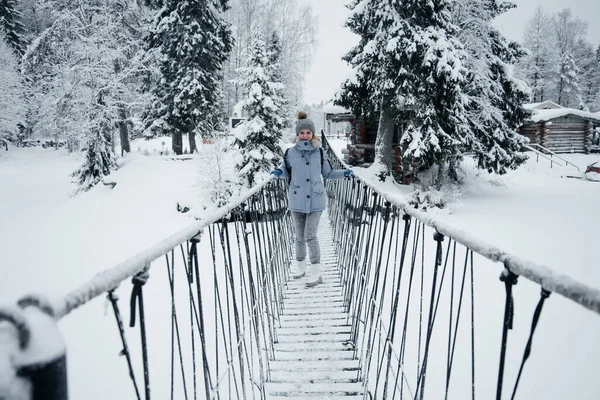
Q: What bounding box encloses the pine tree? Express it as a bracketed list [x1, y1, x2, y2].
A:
[574, 38, 596, 111]
[71, 93, 117, 192]
[267, 32, 289, 127]
[340, 0, 401, 179]
[378, 0, 470, 183]
[336, 0, 379, 121]
[0, 0, 27, 56]
[520, 6, 555, 102]
[234, 30, 284, 187]
[552, 9, 586, 108]
[0, 30, 26, 139]
[557, 52, 582, 107]
[454, 0, 529, 175]
[144, 0, 233, 154]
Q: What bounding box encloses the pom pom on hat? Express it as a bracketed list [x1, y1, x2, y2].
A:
[295, 111, 315, 135]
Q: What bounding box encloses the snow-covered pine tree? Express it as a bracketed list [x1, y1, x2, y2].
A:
[337, 0, 379, 120]
[144, 0, 233, 154]
[0, 30, 26, 140]
[71, 92, 117, 192]
[454, 0, 529, 175]
[267, 32, 289, 128]
[234, 30, 283, 187]
[574, 38, 597, 111]
[593, 45, 600, 111]
[0, 0, 27, 56]
[552, 9, 586, 108]
[340, 0, 398, 179]
[378, 0, 470, 184]
[520, 6, 555, 102]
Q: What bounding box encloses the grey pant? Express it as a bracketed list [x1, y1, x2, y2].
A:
[291, 211, 322, 264]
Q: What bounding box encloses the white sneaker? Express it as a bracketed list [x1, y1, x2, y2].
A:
[305, 263, 322, 287]
[292, 259, 306, 279]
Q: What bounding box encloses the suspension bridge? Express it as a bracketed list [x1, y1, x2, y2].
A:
[1, 141, 600, 400]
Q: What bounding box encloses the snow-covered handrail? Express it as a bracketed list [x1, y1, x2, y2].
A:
[53, 177, 276, 320]
[323, 140, 600, 316]
[525, 143, 581, 171]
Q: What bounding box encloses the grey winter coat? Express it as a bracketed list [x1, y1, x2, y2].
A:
[278, 140, 346, 213]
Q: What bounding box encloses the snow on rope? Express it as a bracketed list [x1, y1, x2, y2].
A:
[53, 177, 275, 320]
[358, 175, 600, 316]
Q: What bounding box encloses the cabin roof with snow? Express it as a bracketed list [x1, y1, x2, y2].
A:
[526, 107, 600, 124]
[323, 102, 354, 122]
[523, 101, 564, 111]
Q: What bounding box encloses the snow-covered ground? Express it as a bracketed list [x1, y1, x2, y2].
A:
[1, 140, 600, 398]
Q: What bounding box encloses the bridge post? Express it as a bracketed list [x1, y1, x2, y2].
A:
[0, 297, 67, 400]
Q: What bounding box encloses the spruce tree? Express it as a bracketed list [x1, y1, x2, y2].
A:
[0, 0, 27, 56]
[340, 0, 398, 179]
[267, 32, 289, 127]
[144, 0, 233, 154]
[520, 6, 555, 102]
[72, 93, 117, 192]
[0, 30, 26, 139]
[379, 0, 470, 183]
[455, 0, 529, 175]
[234, 30, 284, 187]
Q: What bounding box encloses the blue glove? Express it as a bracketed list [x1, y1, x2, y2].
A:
[344, 169, 354, 178]
[270, 168, 282, 177]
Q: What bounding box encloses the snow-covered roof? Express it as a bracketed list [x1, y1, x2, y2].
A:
[523, 101, 564, 111]
[323, 102, 352, 115]
[528, 107, 600, 123]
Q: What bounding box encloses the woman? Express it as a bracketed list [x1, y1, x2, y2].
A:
[271, 112, 353, 287]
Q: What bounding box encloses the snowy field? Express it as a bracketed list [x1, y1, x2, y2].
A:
[1, 139, 600, 398]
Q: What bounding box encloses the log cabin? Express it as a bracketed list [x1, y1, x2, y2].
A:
[519, 102, 600, 154]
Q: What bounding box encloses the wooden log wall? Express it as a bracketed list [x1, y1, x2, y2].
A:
[520, 116, 592, 154]
[544, 119, 586, 153]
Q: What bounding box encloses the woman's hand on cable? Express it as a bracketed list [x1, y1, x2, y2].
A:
[270, 168, 283, 177]
[344, 169, 354, 178]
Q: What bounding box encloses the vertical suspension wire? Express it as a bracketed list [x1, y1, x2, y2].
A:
[263, 188, 285, 319]
[249, 193, 276, 361]
[470, 250, 476, 400]
[344, 183, 368, 315]
[510, 289, 551, 400]
[224, 217, 251, 399]
[331, 178, 348, 289]
[416, 224, 426, 384]
[230, 208, 253, 400]
[254, 191, 282, 321]
[380, 213, 412, 400]
[107, 291, 142, 400]
[165, 247, 190, 400]
[349, 187, 377, 354]
[232, 206, 255, 400]
[445, 246, 471, 399]
[216, 222, 234, 399]
[496, 267, 519, 400]
[239, 202, 268, 399]
[414, 232, 445, 400]
[356, 191, 383, 374]
[372, 203, 398, 397]
[195, 227, 215, 400]
[169, 250, 175, 400]
[360, 200, 392, 388]
[185, 239, 199, 400]
[219, 221, 246, 400]
[393, 220, 423, 400]
[208, 226, 224, 400]
[129, 269, 151, 400]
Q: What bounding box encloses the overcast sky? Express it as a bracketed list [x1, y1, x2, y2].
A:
[300, 0, 600, 105]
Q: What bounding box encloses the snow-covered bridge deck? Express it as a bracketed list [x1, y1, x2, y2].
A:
[267, 214, 363, 399]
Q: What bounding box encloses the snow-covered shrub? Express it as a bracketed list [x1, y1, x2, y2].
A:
[407, 188, 447, 211]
